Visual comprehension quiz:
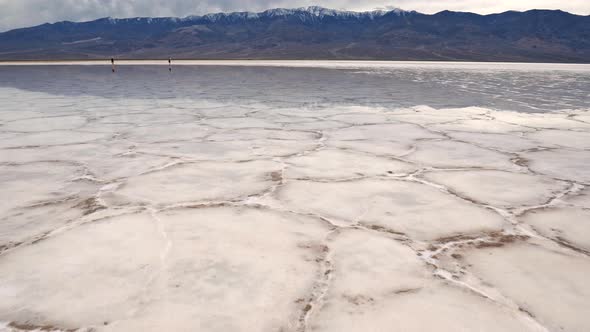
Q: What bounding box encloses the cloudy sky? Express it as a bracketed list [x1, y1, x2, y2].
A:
[1, 0, 589, 32]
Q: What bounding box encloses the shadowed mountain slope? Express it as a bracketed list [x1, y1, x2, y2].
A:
[0, 6, 589, 62]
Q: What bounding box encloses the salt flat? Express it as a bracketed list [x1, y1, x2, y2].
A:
[0, 62, 589, 332]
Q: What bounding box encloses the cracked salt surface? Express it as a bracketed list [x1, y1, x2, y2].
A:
[0, 62, 589, 332]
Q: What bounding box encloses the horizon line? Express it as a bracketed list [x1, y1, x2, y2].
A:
[2, 59, 590, 66]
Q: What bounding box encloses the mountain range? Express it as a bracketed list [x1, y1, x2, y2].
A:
[0, 6, 589, 62]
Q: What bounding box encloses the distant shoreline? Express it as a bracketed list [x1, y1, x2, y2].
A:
[1, 59, 589, 64]
[1, 60, 589, 72]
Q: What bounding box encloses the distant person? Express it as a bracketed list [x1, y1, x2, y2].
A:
[168, 57, 172, 72]
[111, 57, 115, 73]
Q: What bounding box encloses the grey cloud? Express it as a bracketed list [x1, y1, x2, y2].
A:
[1, 0, 589, 32]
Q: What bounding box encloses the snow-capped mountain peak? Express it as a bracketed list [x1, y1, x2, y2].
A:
[260, 6, 408, 19]
[96, 6, 413, 25]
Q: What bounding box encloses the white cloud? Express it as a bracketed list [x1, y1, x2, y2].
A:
[1, 0, 589, 32]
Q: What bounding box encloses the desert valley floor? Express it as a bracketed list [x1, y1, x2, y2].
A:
[0, 61, 589, 332]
